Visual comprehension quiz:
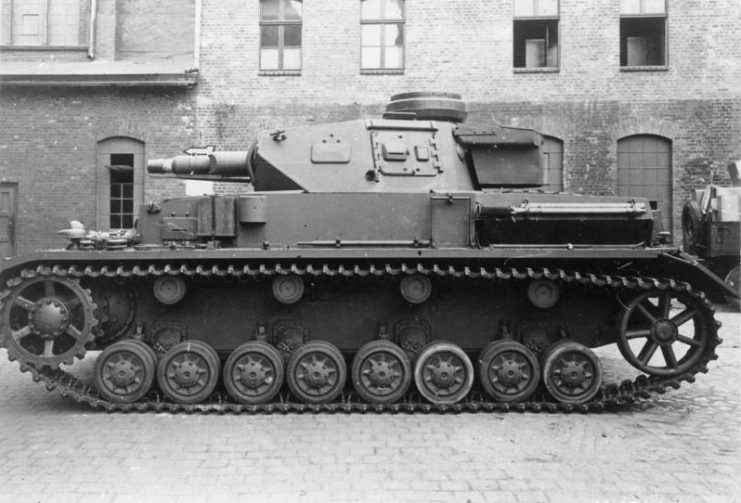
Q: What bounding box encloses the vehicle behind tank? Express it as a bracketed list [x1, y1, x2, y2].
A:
[0, 93, 736, 413]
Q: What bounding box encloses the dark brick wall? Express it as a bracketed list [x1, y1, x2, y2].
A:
[0, 87, 195, 253]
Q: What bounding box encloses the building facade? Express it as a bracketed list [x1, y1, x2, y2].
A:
[1, 0, 739, 255]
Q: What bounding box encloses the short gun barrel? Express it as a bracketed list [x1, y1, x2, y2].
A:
[147, 148, 254, 180]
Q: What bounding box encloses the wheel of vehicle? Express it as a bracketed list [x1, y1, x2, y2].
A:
[400, 274, 432, 304]
[272, 275, 305, 304]
[223, 341, 284, 404]
[2, 276, 97, 368]
[351, 340, 412, 404]
[94, 340, 157, 403]
[414, 341, 474, 405]
[478, 340, 540, 403]
[157, 340, 221, 404]
[287, 341, 346, 404]
[616, 289, 710, 377]
[681, 200, 704, 254]
[541, 341, 603, 405]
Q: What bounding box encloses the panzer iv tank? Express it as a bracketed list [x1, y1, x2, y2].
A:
[1, 93, 736, 413]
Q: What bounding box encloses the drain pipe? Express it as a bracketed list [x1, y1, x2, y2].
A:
[87, 0, 97, 59]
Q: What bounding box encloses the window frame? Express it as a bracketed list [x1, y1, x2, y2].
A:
[360, 0, 405, 74]
[512, 0, 560, 72]
[259, 0, 303, 74]
[619, 0, 668, 70]
[0, 0, 91, 50]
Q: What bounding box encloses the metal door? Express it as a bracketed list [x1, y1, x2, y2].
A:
[617, 135, 672, 232]
[543, 136, 564, 191]
[0, 184, 17, 258]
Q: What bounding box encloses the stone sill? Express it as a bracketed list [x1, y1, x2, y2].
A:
[0, 45, 88, 52]
[513, 67, 560, 74]
[361, 69, 404, 75]
[258, 70, 302, 77]
[620, 66, 669, 72]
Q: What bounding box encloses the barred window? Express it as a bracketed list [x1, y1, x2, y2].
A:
[361, 0, 404, 71]
[513, 0, 559, 69]
[0, 0, 91, 47]
[620, 0, 667, 67]
[260, 0, 302, 71]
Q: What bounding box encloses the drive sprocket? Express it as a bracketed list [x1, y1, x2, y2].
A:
[1, 275, 97, 368]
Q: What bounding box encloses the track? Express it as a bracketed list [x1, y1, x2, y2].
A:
[0, 262, 723, 414]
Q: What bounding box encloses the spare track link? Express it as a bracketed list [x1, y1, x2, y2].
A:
[0, 262, 722, 414]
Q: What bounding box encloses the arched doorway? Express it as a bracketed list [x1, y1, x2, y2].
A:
[617, 135, 672, 233]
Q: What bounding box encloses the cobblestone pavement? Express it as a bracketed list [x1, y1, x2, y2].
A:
[0, 310, 738, 503]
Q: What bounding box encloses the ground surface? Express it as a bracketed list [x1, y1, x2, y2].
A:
[0, 309, 738, 503]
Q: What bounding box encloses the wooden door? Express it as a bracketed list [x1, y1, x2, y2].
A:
[617, 135, 672, 233]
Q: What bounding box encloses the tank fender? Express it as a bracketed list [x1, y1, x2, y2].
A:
[655, 250, 739, 301]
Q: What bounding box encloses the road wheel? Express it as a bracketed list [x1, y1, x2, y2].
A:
[223, 341, 284, 404]
[157, 340, 220, 404]
[478, 340, 540, 403]
[542, 341, 602, 405]
[414, 341, 474, 405]
[287, 341, 346, 404]
[94, 340, 156, 403]
[351, 340, 412, 404]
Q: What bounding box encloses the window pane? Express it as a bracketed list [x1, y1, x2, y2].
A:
[123, 199, 133, 214]
[361, 0, 382, 20]
[284, 25, 301, 46]
[122, 215, 134, 229]
[283, 48, 301, 69]
[384, 46, 403, 68]
[620, 0, 641, 14]
[514, 0, 535, 17]
[110, 215, 121, 228]
[537, 0, 558, 16]
[285, 0, 302, 20]
[261, 48, 280, 69]
[361, 24, 382, 46]
[261, 25, 279, 47]
[384, 0, 404, 20]
[110, 200, 121, 214]
[643, 0, 665, 14]
[525, 39, 546, 67]
[111, 184, 120, 197]
[361, 47, 381, 68]
[261, 0, 280, 20]
[123, 184, 133, 198]
[384, 24, 403, 46]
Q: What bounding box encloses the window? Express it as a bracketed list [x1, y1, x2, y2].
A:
[620, 0, 666, 67]
[0, 0, 90, 47]
[96, 138, 144, 230]
[109, 154, 135, 229]
[260, 0, 302, 72]
[513, 0, 559, 69]
[361, 0, 404, 72]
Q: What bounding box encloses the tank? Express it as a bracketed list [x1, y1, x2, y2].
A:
[1, 93, 737, 413]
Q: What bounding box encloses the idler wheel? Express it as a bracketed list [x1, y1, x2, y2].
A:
[541, 341, 603, 405]
[414, 341, 474, 405]
[351, 340, 412, 404]
[1, 276, 97, 368]
[156, 340, 220, 404]
[400, 274, 432, 304]
[272, 275, 305, 304]
[94, 340, 156, 403]
[223, 341, 284, 404]
[478, 340, 540, 403]
[153, 276, 187, 305]
[617, 290, 709, 377]
[287, 341, 347, 404]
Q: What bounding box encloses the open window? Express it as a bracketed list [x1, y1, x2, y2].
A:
[513, 0, 559, 69]
[96, 138, 144, 229]
[361, 0, 404, 72]
[620, 0, 666, 67]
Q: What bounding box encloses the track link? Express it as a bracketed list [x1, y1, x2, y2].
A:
[0, 262, 722, 414]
